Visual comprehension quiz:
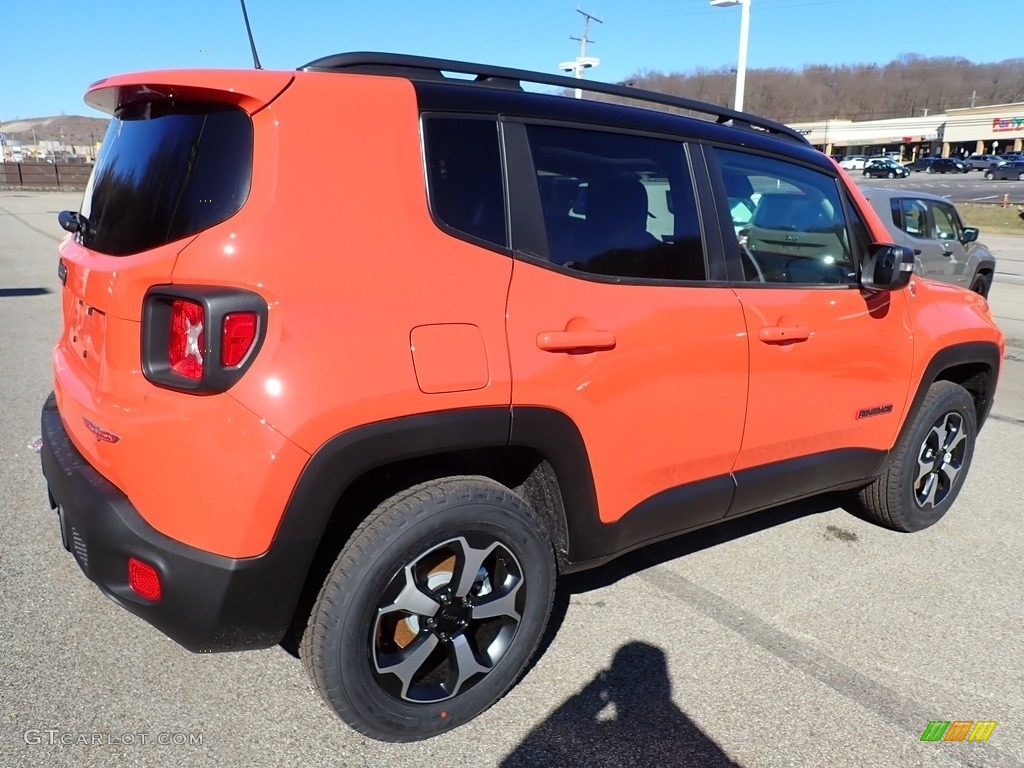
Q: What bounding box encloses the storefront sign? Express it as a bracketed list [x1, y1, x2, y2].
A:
[993, 116, 1024, 132]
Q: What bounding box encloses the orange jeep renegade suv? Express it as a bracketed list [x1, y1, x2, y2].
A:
[41, 53, 1004, 742]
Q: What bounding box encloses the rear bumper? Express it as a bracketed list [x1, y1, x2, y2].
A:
[40, 393, 301, 652]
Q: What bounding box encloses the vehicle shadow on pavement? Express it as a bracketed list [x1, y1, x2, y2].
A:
[501, 641, 741, 768]
[0, 287, 52, 297]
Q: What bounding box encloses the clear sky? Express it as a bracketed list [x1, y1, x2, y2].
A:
[2, 0, 1020, 119]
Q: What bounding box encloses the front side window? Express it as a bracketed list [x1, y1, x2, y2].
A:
[715, 148, 857, 285]
[523, 124, 705, 281]
[423, 117, 507, 248]
[81, 101, 252, 256]
[931, 202, 962, 241]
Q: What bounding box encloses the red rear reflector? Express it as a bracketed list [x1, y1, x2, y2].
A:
[128, 557, 162, 601]
[222, 312, 258, 366]
[169, 299, 205, 380]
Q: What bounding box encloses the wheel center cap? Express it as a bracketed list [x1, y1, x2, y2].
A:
[434, 601, 470, 636]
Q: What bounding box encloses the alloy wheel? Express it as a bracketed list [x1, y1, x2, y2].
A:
[914, 412, 967, 509]
[371, 535, 525, 703]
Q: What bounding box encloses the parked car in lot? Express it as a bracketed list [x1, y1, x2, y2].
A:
[41, 51, 1004, 743]
[964, 154, 1004, 171]
[927, 158, 969, 174]
[839, 155, 867, 170]
[984, 160, 1024, 180]
[865, 154, 900, 166]
[862, 187, 996, 297]
[906, 157, 939, 172]
[863, 159, 910, 178]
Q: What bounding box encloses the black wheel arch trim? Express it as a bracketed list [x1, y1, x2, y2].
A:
[889, 341, 1001, 463]
[267, 407, 513, 630]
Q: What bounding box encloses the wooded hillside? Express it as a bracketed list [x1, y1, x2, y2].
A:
[623, 55, 1024, 122]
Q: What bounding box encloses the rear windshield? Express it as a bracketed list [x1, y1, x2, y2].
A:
[80, 101, 253, 255]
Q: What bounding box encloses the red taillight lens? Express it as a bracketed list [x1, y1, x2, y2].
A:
[144, 287, 265, 393]
[128, 557, 162, 601]
[222, 312, 258, 366]
[168, 299, 205, 380]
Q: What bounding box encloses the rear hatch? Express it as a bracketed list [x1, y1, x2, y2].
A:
[54, 69, 292, 479]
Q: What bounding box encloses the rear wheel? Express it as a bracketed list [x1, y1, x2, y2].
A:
[887, 171, 895, 179]
[855, 382, 976, 532]
[1018, 172, 1024, 181]
[301, 476, 556, 742]
[986, 171, 995, 180]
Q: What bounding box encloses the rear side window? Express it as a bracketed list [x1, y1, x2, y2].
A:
[892, 198, 931, 238]
[80, 101, 252, 256]
[524, 124, 705, 281]
[423, 117, 508, 248]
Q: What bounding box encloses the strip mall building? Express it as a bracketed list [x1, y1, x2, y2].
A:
[790, 103, 1024, 161]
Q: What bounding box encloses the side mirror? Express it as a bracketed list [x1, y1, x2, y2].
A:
[861, 243, 915, 292]
[961, 226, 979, 244]
[58, 210, 81, 234]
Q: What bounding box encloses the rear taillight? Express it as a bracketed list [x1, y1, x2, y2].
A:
[222, 312, 258, 367]
[142, 287, 267, 394]
[169, 299, 205, 380]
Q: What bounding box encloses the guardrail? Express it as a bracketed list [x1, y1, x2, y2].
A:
[0, 162, 93, 188]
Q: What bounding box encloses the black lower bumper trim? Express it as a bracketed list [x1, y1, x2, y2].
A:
[39, 393, 300, 652]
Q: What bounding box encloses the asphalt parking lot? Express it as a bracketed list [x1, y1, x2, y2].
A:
[1, 190, 1022, 768]
[851, 170, 1024, 205]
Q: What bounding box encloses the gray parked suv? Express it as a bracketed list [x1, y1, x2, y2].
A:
[964, 154, 1004, 171]
[861, 188, 995, 297]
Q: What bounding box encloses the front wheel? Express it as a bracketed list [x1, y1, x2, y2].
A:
[970, 271, 992, 298]
[986, 171, 995, 180]
[301, 476, 556, 742]
[887, 171, 895, 179]
[855, 382, 977, 532]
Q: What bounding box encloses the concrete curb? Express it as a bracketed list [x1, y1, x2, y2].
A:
[995, 272, 1024, 285]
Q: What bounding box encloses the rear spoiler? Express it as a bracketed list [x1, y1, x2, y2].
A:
[85, 69, 294, 115]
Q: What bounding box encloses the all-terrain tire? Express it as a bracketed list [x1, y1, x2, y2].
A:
[300, 476, 556, 742]
[856, 382, 977, 532]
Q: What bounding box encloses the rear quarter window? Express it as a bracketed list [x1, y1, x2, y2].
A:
[423, 116, 508, 248]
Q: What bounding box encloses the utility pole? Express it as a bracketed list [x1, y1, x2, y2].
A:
[559, 8, 603, 99]
[970, 89, 977, 108]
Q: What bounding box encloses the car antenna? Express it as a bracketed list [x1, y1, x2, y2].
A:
[239, 0, 263, 69]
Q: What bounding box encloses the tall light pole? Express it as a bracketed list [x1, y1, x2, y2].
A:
[710, 0, 750, 112]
